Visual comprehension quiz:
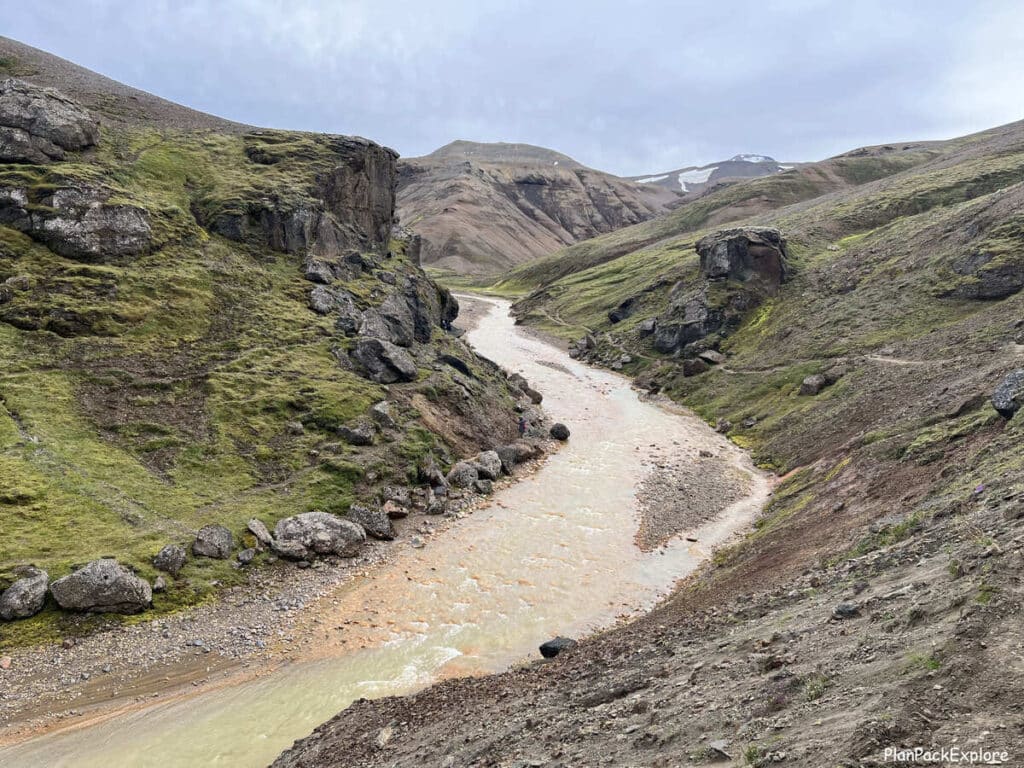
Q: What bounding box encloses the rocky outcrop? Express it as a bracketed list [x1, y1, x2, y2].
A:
[653, 228, 789, 355]
[0, 78, 99, 163]
[209, 135, 397, 256]
[272, 511, 366, 559]
[49, 559, 151, 614]
[0, 185, 151, 262]
[351, 338, 418, 383]
[0, 566, 48, 620]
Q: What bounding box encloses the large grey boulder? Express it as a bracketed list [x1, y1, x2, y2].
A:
[446, 460, 480, 488]
[273, 511, 366, 559]
[152, 544, 187, 576]
[347, 504, 396, 540]
[550, 423, 571, 441]
[0, 78, 99, 163]
[49, 559, 151, 614]
[473, 450, 503, 481]
[192, 525, 234, 559]
[696, 227, 789, 287]
[992, 369, 1024, 418]
[247, 518, 274, 548]
[351, 338, 418, 383]
[0, 566, 48, 620]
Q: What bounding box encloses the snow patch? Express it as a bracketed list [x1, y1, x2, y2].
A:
[635, 174, 669, 184]
[730, 153, 775, 163]
[678, 166, 717, 191]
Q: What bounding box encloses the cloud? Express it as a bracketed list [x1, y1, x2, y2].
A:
[3, 0, 1021, 175]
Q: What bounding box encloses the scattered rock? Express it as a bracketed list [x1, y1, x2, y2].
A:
[152, 575, 167, 592]
[351, 338, 418, 383]
[192, 525, 234, 559]
[473, 478, 494, 494]
[682, 358, 710, 377]
[799, 373, 829, 396]
[698, 349, 726, 365]
[550, 423, 570, 441]
[509, 373, 543, 404]
[347, 504, 396, 540]
[153, 545, 187, 577]
[370, 400, 397, 430]
[992, 369, 1024, 418]
[339, 423, 375, 446]
[49, 559, 152, 614]
[247, 518, 274, 548]
[0, 656, 10, 670]
[237, 548, 257, 565]
[0, 566, 48, 620]
[832, 602, 860, 620]
[273, 511, 366, 559]
[539, 636, 577, 658]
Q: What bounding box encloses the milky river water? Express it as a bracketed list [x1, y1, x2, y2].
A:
[1, 296, 768, 768]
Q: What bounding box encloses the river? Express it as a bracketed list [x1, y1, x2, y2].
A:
[0, 295, 768, 768]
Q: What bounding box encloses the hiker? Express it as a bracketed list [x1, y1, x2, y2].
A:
[518, 416, 527, 437]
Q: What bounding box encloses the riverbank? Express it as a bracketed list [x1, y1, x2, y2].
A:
[1, 296, 768, 767]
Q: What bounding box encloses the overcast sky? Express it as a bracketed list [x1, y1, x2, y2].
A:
[4, 0, 1022, 175]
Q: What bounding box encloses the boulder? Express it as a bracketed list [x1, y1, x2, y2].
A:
[237, 548, 257, 565]
[638, 318, 657, 336]
[302, 257, 336, 284]
[370, 400, 397, 430]
[381, 484, 411, 507]
[473, 450, 503, 481]
[153, 575, 167, 592]
[49, 559, 151, 614]
[698, 349, 726, 365]
[0, 566, 48, 620]
[549, 423, 570, 441]
[992, 369, 1024, 418]
[832, 602, 860, 620]
[247, 518, 274, 548]
[382, 499, 408, 519]
[273, 511, 366, 559]
[192, 525, 234, 559]
[0, 78, 99, 163]
[696, 227, 789, 287]
[347, 503, 396, 540]
[351, 338, 418, 383]
[152, 544, 187, 576]
[539, 636, 577, 659]
[446, 461, 479, 488]
[495, 445, 519, 475]
[682, 358, 710, 377]
[509, 373, 543, 404]
[339, 423, 375, 446]
[799, 373, 829, 396]
[417, 454, 448, 487]
[473, 478, 494, 494]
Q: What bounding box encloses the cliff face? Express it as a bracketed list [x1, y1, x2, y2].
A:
[397, 141, 680, 275]
[0, 41, 527, 643]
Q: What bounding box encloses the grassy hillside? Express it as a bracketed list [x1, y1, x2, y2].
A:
[0, 54, 520, 647]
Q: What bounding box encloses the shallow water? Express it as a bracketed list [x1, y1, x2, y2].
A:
[1, 296, 767, 768]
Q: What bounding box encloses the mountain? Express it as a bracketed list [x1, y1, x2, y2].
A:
[627, 153, 799, 195]
[396, 140, 680, 276]
[277, 116, 1024, 764]
[0, 37, 529, 643]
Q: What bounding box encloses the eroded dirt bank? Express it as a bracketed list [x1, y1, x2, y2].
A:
[0, 297, 767, 767]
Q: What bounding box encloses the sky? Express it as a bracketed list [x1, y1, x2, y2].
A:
[3, 0, 1023, 175]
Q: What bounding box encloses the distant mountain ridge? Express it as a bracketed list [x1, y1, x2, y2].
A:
[627, 154, 798, 195]
[397, 140, 680, 275]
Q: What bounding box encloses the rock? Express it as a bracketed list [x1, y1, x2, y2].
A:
[381, 484, 411, 507]
[549, 423, 570, 441]
[339, 423, 375, 446]
[153, 575, 167, 592]
[0, 78, 99, 163]
[683, 358, 710, 377]
[351, 338, 418, 384]
[716, 418, 731, 433]
[410, 536, 425, 549]
[473, 478, 494, 494]
[425, 499, 447, 516]
[49, 559, 152, 614]
[417, 454, 448, 487]
[153, 545, 187, 577]
[638, 318, 657, 336]
[382, 500, 408, 519]
[509, 373, 543, 404]
[992, 369, 1024, 418]
[799, 373, 829, 396]
[0, 656, 10, 670]
[948, 250, 1024, 300]
[347, 504, 396, 540]
[697, 226, 789, 286]
[510, 440, 541, 462]
[832, 602, 860, 620]
[495, 444, 519, 475]
[608, 297, 636, 324]
[192, 525, 234, 559]
[539, 636, 577, 658]
[446, 461, 479, 488]
[473, 450, 503, 481]
[273, 511, 366, 559]
[237, 548, 257, 565]
[698, 349, 726, 365]
[370, 401, 397, 430]
[0, 566, 48, 620]
[247, 518, 274, 548]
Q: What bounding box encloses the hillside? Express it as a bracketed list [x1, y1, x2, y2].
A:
[0, 40, 531, 646]
[396, 140, 680, 276]
[276, 118, 1024, 765]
